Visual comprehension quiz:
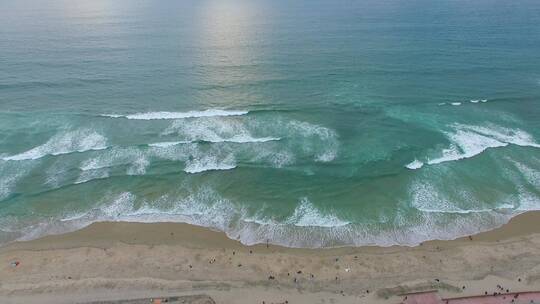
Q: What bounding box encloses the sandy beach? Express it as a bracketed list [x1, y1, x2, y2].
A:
[0, 211, 539, 303]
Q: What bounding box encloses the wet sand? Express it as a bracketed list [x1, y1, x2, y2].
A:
[1, 211, 540, 304]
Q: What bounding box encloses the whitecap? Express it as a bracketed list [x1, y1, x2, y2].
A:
[409, 180, 514, 214]
[316, 150, 337, 162]
[148, 141, 190, 147]
[103, 109, 248, 120]
[162, 118, 279, 144]
[209, 136, 281, 144]
[425, 123, 540, 166]
[80, 147, 147, 171]
[287, 197, 349, 227]
[470, 99, 479, 103]
[451, 102, 462, 106]
[2, 129, 107, 161]
[427, 129, 507, 165]
[184, 164, 236, 174]
[457, 124, 540, 148]
[184, 153, 237, 174]
[99, 114, 123, 118]
[405, 159, 424, 170]
[162, 117, 337, 166]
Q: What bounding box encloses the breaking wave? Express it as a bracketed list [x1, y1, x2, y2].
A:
[79, 147, 150, 176]
[148, 141, 191, 147]
[184, 153, 237, 174]
[409, 180, 515, 214]
[3, 112, 537, 248]
[3, 186, 535, 248]
[148, 137, 280, 147]
[101, 109, 248, 120]
[438, 99, 488, 106]
[405, 159, 424, 170]
[287, 197, 350, 227]
[2, 129, 107, 161]
[406, 123, 540, 169]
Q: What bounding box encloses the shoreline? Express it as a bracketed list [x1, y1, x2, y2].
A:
[3, 208, 540, 251]
[1, 211, 540, 303]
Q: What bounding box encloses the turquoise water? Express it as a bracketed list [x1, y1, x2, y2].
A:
[1, 0, 540, 247]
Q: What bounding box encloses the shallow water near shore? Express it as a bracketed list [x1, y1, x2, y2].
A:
[1, 0, 540, 247]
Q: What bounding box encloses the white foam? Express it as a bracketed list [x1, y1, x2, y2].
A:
[427, 129, 507, 165]
[451, 102, 462, 106]
[80, 147, 148, 172]
[161, 117, 338, 168]
[60, 212, 90, 222]
[481, 99, 488, 103]
[80, 157, 104, 171]
[0, 184, 530, 248]
[127, 156, 149, 175]
[425, 123, 540, 166]
[0, 173, 21, 201]
[184, 164, 236, 174]
[287, 197, 350, 227]
[458, 124, 540, 148]
[162, 118, 280, 144]
[410, 180, 514, 214]
[2, 129, 107, 161]
[211, 136, 280, 144]
[101, 192, 136, 218]
[75, 169, 109, 184]
[184, 154, 237, 174]
[61, 192, 138, 220]
[103, 109, 248, 120]
[77, 147, 150, 182]
[130, 189, 241, 226]
[99, 114, 123, 118]
[0, 161, 37, 201]
[515, 190, 540, 211]
[251, 150, 295, 168]
[411, 181, 468, 213]
[286, 121, 339, 162]
[0, 174, 18, 201]
[499, 158, 540, 211]
[470, 99, 479, 103]
[513, 161, 540, 188]
[405, 159, 424, 170]
[148, 141, 190, 147]
[45, 160, 69, 188]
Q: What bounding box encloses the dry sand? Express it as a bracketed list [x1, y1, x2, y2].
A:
[1, 211, 540, 304]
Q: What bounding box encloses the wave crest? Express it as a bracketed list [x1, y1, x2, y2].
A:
[407, 124, 540, 168]
[2, 129, 107, 161]
[101, 109, 248, 120]
[287, 197, 350, 227]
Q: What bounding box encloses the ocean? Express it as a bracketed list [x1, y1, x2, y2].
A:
[1, 0, 539, 247]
